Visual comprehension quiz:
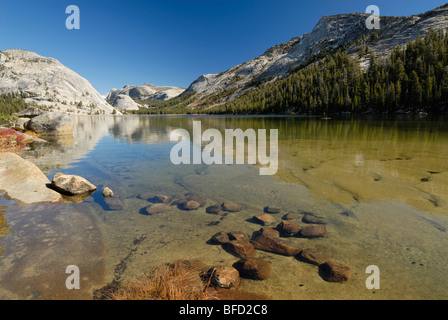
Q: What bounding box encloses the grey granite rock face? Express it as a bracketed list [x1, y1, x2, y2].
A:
[15, 107, 44, 119]
[109, 94, 140, 110]
[26, 113, 73, 136]
[183, 4, 448, 101]
[0, 49, 117, 115]
[106, 83, 185, 109]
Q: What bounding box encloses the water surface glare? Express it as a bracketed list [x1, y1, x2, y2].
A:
[0, 115, 447, 299]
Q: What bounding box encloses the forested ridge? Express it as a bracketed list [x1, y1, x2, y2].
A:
[132, 29, 448, 115]
[0, 92, 28, 115]
[210, 29, 448, 115]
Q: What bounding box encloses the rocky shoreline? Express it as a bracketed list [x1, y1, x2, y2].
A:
[0, 107, 114, 205]
[0, 151, 111, 205]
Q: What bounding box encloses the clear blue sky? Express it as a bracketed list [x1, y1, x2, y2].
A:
[0, 0, 446, 95]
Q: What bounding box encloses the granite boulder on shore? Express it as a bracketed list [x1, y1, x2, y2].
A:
[0, 152, 62, 204]
[51, 172, 97, 196]
[0, 153, 99, 204]
[25, 112, 73, 136]
[8, 107, 74, 137]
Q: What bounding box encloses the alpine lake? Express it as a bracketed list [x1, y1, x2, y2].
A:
[0, 114, 447, 300]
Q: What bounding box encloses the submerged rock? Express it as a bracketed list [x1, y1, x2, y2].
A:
[208, 266, 240, 289]
[210, 231, 249, 245]
[171, 199, 187, 206]
[253, 214, 276, 226]
[302, 213, 327, 225]
[298, 249, 330, 266]
[222, 240, 256, 259]
[206, 204, 222, 214]
[149, 195, 172, 204]
[264, 206, 282, 214]
[256, 227, 280, 239]
[186, 193, 207, 207]
[276, 221, 302, 236]
[178, 200, 201, 211]
[145, 203, 173, 215]
[51, 173, 96, 196]
[210, 231, 231, 245]
[251, 231, 302, 256]
[236, 257, 272, 280]
[137, 192, 153, 200]
[228, 231, 249, 242]
[299, 224, 327, 238]
[282, 213, 300, 220]
[104, 197, 123, 211]
[221, 202, 241, 212]
[319, 261, 351, 283]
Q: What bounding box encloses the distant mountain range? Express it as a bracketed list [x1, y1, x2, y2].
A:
[1, 3, 447, 115]
[175, 3, 448, 110]
[106, 84, 185, 110]
[0, 49, 185, 115]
